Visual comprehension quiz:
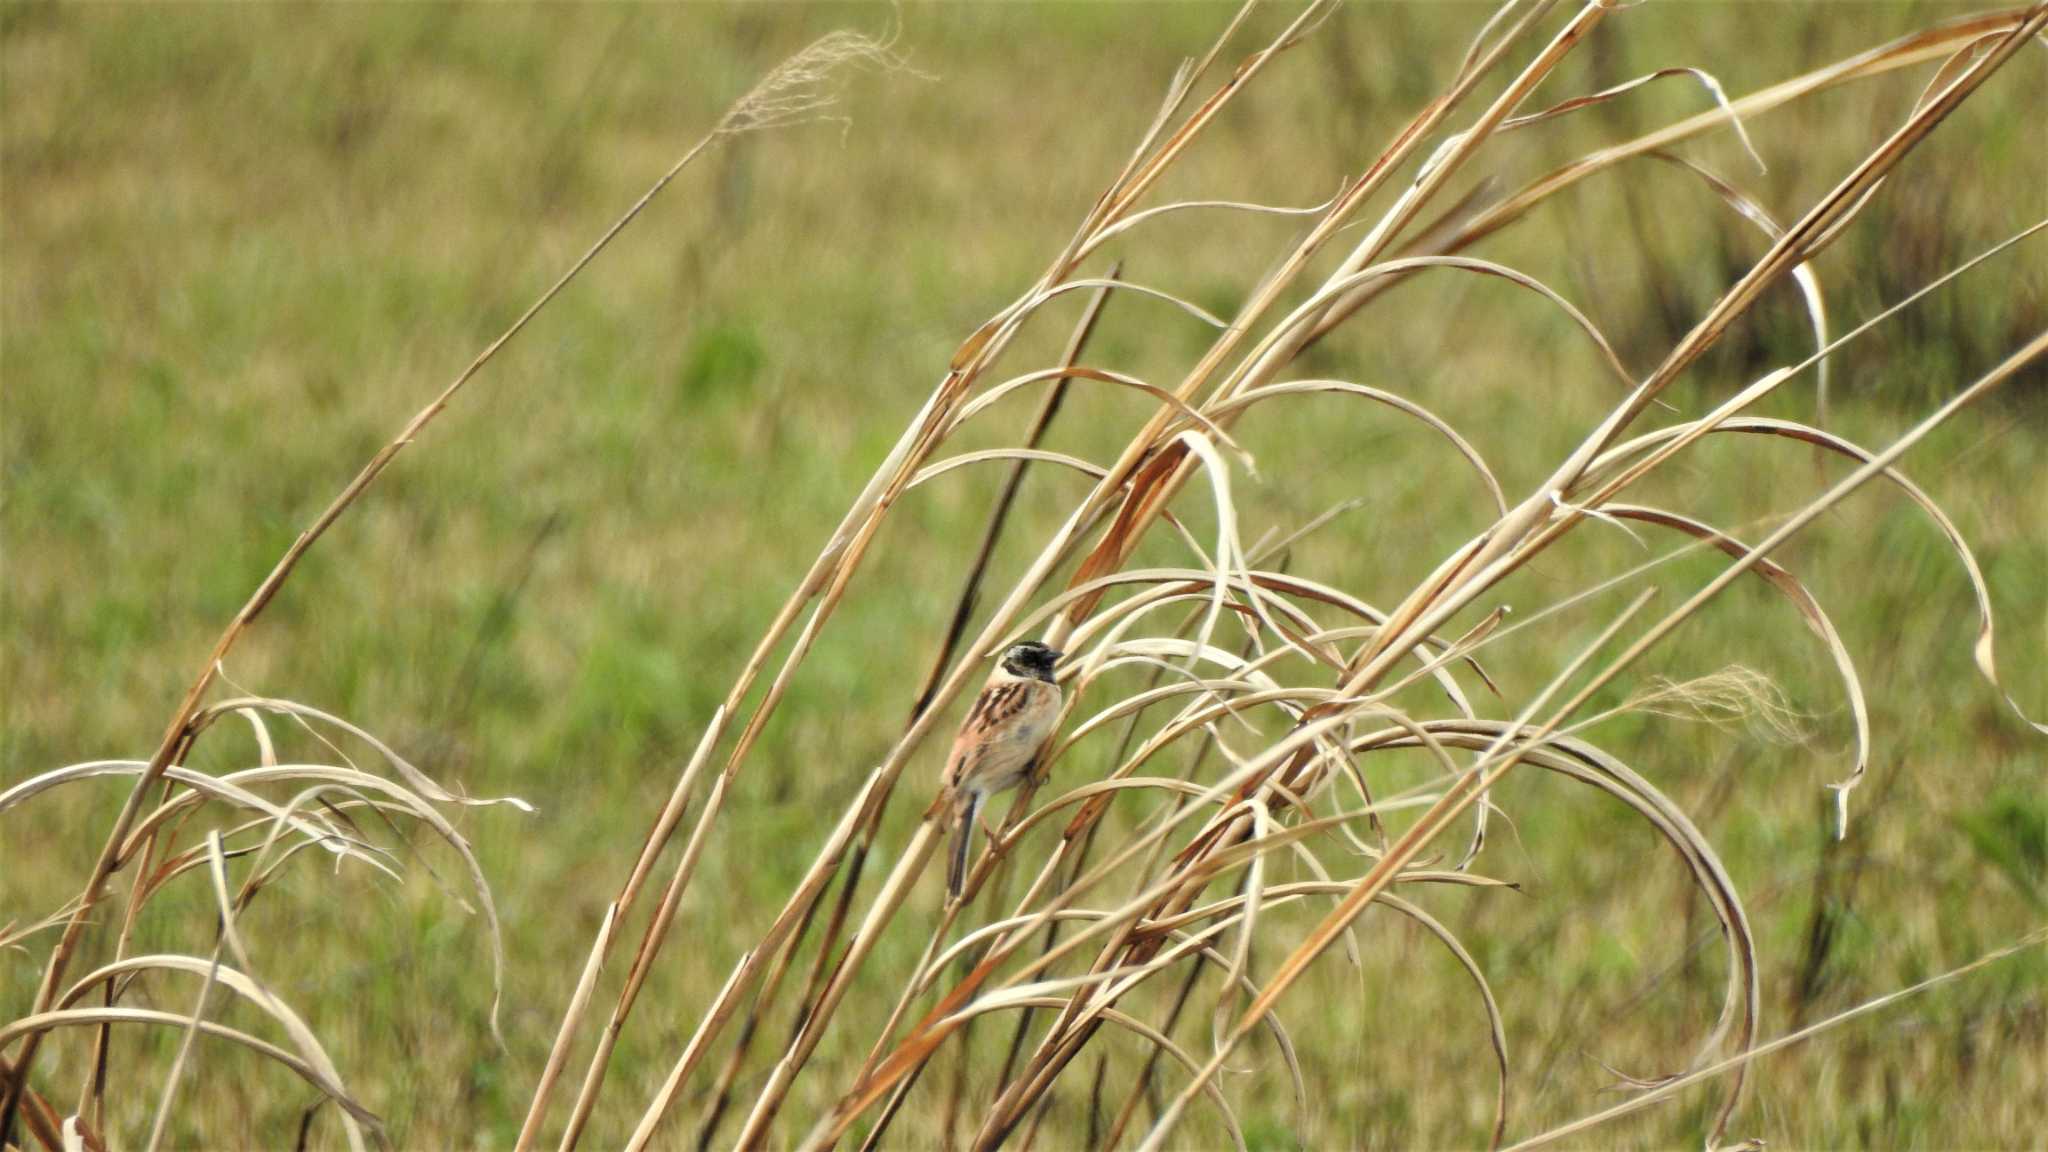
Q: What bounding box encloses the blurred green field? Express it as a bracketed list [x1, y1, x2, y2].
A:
[4, 2, 2045, 1148]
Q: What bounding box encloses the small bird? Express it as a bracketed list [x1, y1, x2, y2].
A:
[943, 640, 1063, 899]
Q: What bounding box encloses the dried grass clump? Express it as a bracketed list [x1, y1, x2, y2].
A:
[0, 28, 895, 1151]
[6, 3, 2046, 1150]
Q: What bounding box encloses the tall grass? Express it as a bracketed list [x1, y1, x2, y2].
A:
[4, 3, 2044, 1149]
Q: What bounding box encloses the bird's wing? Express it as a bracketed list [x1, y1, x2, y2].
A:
[944, 680, 1036, 788]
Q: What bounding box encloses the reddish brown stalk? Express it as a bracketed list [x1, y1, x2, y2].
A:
[968, 627, 1265, 1147]
[692, 877, 833, 1151]
[910, 268, 1122, 720]
[1301, 7, 2039, 349]
[679, 269, 1123, 1152]
[709, 280, 1126, 1147]
[1056, 0, 1568, 632]
[605, 12, 1368, 1144]
[1150, 326, 2048, 1149]
[1098, 20, 2046, 1144]
[970, 602, 1227, 1128]
[924, 15, 1621, 1133]
[1335, 1, 2048, 713]
[19, 5, 2036, 1147]
[1097, 955, 1205, 1151]
[825, 6, 2042, 1149]
[0, 1055, 72, 1152]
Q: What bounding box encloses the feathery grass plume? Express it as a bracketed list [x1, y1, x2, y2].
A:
[1609, 666, 1809, 744]
[716, 29, 912, 137]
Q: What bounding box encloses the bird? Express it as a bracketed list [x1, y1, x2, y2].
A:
[943, 640, 1063, 899]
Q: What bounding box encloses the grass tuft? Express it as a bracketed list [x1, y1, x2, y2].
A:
[4, 3, 2044, 1149]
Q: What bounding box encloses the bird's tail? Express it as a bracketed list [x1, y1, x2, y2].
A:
[947, 791, 983, 899]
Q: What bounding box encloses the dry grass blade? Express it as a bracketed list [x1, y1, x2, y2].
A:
[1609, 420, 2043, 736]
[1134, 594, 1660, 1152]
[607, 7, 2040, 1146]
[1211, 379, 1506, 514]
[5, 22, 911, 1140]
[1502, 930, 2048, 1150]
[1490, 66, 1766, 170]
[910, 271, 1121, 721]
[1454, 8, 2042, 252]
[1596, 504, 1865, 792]
[0, 1010, 381, 1140]
[1638, 151, 1833, 418]
[909, 448, 1114, 491]
[14, 3, 2041, 1147]
[950, 997, 1251, 1152]
[1077, 187, 1346, 258]
[570, 15, 1417, 1142]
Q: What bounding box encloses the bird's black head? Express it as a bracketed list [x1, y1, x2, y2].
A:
[1000, 641, 1062, 682]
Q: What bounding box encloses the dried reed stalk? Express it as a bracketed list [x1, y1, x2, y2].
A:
[10, 3, 2042, 1149]
[2, 27, 901, 1150]
[546, 4, 2038, 1150]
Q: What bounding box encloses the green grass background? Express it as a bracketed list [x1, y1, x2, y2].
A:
[4, 2, 2045, 1148]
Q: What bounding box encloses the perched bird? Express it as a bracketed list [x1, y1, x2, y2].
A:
[943, 640, 1063, 898]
